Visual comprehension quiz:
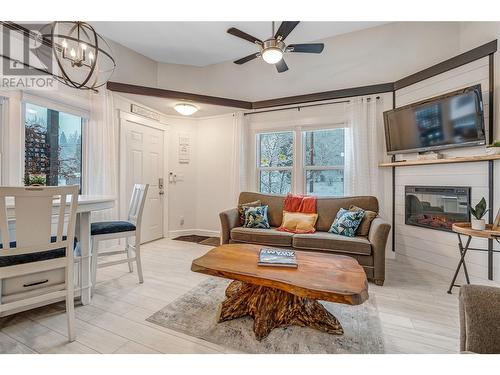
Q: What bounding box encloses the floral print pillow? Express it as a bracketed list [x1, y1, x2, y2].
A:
[328, 208, 365, 237]
[243, 205, 270, 229]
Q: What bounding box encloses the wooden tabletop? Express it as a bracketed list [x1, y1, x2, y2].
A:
[452, 222, 500, 239]
[191, 244, 368, 305]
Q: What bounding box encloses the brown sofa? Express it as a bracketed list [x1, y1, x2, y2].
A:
[459, 284, 500, 353]
[220, 192, 391, 285]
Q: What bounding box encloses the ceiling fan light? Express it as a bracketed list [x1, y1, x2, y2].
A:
[174, 103, 198, 116]
[262, 47, 283, 64]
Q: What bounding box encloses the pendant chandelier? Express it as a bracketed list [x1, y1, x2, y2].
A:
[40, 21, 116, 91]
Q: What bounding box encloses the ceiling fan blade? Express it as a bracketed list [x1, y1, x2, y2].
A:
[275, 21, 300, 40]
[287, 43, 324, 54]
[227, 27, 263, 45]
[234, 52, 260, 65]
[275, 59, 289, 73]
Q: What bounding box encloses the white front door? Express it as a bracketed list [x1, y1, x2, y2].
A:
[120, 114, 166, 243]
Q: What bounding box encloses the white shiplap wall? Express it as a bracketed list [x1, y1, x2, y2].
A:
[393, 57, 500, 284]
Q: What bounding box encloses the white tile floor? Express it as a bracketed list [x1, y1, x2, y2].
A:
[0, 238, 462, 354]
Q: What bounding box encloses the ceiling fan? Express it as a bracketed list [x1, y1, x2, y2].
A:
[227, 21, 324, 73]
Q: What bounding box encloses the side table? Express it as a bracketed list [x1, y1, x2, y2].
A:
[448, 223, 500, 294]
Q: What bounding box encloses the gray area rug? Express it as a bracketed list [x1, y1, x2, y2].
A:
[146, 278, 384, 354]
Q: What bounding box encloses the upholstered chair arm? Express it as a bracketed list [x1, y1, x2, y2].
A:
[367, 217, 391, 285]
[219, 208, 240, 244]
[459, 284, 500, 353]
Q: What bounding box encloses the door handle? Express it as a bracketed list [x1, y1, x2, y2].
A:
[159, 178, 165, 195]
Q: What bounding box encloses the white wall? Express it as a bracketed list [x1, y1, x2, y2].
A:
[108, 40, 158, 87]
[166, 116, 199, 236]
[194, 114, 237, 234]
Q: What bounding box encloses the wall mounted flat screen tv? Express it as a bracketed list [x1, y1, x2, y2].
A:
[384, 85, 486, 155]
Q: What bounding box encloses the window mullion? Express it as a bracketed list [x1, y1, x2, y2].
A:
[47, 109, 60, 186]
[295, 127, 303, 194]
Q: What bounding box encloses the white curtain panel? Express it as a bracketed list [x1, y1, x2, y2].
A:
[87, 89, 118, 222]
[345, 96, 383, 197]
[230, 111, 248, 204]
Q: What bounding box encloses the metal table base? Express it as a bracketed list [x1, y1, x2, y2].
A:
[447, 233, 500, 294]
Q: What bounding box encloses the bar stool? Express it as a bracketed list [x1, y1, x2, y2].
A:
[91, 184, 148, 290]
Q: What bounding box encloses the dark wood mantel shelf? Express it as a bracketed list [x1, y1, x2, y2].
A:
[379, 154, 500, 168]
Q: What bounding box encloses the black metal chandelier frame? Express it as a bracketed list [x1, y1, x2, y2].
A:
[45, 21, 116, 91]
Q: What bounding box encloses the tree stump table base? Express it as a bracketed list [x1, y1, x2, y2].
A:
[218, 280, 344, 341]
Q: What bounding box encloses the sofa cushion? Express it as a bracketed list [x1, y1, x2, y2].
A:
[243, 206, 270, 229]
[238, 200, 261, 225]
[293, 231, 372, 255]
[231, 227, 293, 247]
[239, 192, 285, 228]
[278, 211, 318, 234]
[316, 196, 379, 232]
[350, 205, 378, 236]
[329, 208, 365, 237]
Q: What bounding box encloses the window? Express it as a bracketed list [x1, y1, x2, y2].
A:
[257, 131, 293, 195]
[256, 128, 345, 196]
[304, 129, 345, 196]
[24, 103, 83, 188]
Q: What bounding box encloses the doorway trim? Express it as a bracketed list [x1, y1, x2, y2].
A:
[119, 110, 169, 240]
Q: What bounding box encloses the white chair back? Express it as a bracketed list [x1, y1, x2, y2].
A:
[127, 184, 149, 229]
[0, 185, 79, 258]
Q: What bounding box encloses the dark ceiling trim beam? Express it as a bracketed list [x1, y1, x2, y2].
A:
[394, 40, 498, 91]
[251, 83, 394, 109]
[106, 81, 253, 109]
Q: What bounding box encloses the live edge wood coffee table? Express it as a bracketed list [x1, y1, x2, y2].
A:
[191, 244, 369, 340]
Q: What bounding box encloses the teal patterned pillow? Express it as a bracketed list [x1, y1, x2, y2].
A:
[329, 208, 365, 237]
[243, 205, 270, 229]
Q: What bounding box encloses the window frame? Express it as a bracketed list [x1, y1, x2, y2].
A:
[253, 123, 346, 196]
[21, 101, 87, 192]
[302, 128, 346, 197]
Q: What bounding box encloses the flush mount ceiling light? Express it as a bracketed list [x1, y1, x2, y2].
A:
[39, 21, 116, 91]
[174, 103, 198, 116]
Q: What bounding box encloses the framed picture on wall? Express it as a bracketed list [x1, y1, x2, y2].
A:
[179, 134, 190, 163]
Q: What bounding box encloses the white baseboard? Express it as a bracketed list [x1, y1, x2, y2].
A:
[168, 229, 220, 238]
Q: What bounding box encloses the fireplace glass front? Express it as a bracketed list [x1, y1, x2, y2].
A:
[405, 186, 471, 232]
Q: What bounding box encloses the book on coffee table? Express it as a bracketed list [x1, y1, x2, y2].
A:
[258, 248, 298, 268]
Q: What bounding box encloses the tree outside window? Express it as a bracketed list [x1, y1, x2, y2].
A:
[24, 103, 83, 188]
[304, 128, 345, 197]
[257, 131, 293, 195]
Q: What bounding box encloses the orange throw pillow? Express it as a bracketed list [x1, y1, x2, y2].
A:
[277, 211, 318, 234]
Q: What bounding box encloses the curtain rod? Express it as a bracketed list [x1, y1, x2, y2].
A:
[244, 96, 380, 116]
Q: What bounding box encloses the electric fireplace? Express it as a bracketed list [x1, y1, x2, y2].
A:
[405, 186, 471, 232]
